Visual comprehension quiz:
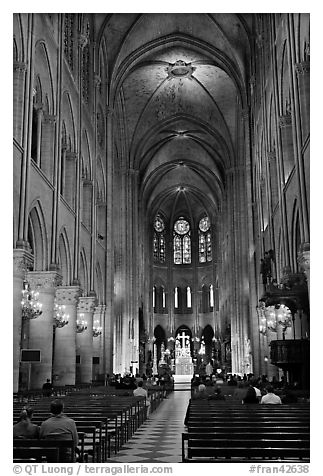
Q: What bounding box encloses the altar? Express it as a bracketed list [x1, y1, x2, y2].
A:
[175, 332, 194, 376]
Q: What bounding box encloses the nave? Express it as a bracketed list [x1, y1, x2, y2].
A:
[108, 386, 191, 463]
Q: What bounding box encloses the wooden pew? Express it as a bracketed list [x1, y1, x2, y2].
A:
[13, 439, 75, 462]
[182, 402, 310, 463]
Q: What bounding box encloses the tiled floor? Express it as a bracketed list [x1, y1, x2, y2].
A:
[108, 386, 191, 463]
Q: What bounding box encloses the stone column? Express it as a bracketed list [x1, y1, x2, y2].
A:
[41, 113, 56, 180]
[295, 61, 310, 139]
[93, 305, 105, 379]
[76, 296, 97, 383]
[13, 61, 27, 143]
[27, 271, 62, 389]
[53, 286, 82, 386]
[279, 114, 294, 181]
[13, 249, 34, 393]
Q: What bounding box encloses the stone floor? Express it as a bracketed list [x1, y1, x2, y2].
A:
[108, 380, 191, 463]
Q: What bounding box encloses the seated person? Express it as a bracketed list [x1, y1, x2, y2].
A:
[280, 388, 298, 404]
[243, 385, 259, 404]
[133, 381, 151, 416]
[192, 383, 209, 400]
[208, 387, 225, 401]
[39, 399, 79, 462]
[13, 407, 39, 439]
[232, 381, 248, 402]
[250, 379, 262, 402]
[260, 385, 282, 404]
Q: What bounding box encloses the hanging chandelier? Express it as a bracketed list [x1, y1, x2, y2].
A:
[76, 314, 87, 333]
[53, 301, 69, 328]
[257, 301, 292, 335]
[93, 320, 102, 337]
[21, 281, 42, 320]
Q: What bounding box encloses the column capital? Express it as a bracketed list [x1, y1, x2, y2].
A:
[78, 296, 98, 313]
[13, 249, 33, 276]
[43, 113, 57, 124]
[241, 108, 249, 121]
[66, 151, 78, 161]
[55, 286, 82, 304]
[106, 106, 114, 117]
[297, 242, 310, 274]
[13, 61, 27, 73]
[94, 304, 106, 314]
[94, 75, 101, 88]
[295, 61, 310, 76]
[268, 150, 277, 161]
[78, 33, 88, 49]
[27, 271, 62, 290]
[279, 114, 292, 128]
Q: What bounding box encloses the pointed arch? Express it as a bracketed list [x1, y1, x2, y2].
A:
[291, 200, 301, 272]
[79, 249, 89, 296]
[27, 200, 49, 271]
[95, 262, 104, 304]
[13, 14, 25, 63]
[57, 228, 72, 285]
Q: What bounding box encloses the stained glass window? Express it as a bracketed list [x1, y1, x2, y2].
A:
[210, 284, 214, 308]
[199, 216, 210, 232]
[162, 287, 166, 308]
[153, 215, 166, 263]
[199, 216, 212, 262]
[174, 287, 178, 308]
[187, 287, 192, 308]
[173, 217, 191, 264]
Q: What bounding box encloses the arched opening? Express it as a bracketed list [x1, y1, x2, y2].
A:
[153, 325, 166, 364]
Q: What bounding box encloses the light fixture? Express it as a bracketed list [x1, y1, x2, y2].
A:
[53, 301, 69, 328]
[167, 336, 175, 342]
[257, 301, 292, 336]
[21, 281, 42, 320]
[93, 320, 102, 337]
[76, 314, 87, 333]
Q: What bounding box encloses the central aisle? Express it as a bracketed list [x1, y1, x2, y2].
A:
[108, 389, 191, 463]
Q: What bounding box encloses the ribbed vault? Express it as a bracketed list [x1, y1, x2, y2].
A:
[100, 12, 252, 226]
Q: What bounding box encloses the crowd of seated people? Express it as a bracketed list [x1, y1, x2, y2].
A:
[190, 371, 308, 404]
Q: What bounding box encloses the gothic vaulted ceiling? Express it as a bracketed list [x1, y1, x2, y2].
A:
[99, 13, 253, 224]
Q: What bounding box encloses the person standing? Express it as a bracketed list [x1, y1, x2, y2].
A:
[42, 379, 53, 397]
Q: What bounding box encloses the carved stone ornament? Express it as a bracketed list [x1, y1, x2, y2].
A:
[26, 271, 63, 290]
[295, 61, 310, 76]
[55, 286, 82, 305]
[13, 61, 27, 73]
[268, 151, 276, 161]
[78, 33, 88, 49]
[94, 304, 106, 315]
[106, 106, 114, 117]
[297, 242, 310, 274]
[43, 114, 57, 124]
[13, 249, 34, 276]
[167, 60, 194, 79]
[94, 75, 101, 88]
[77, 296, 97, 313]
[279, 114, 292, 128]
[66, 151, 78, 161]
